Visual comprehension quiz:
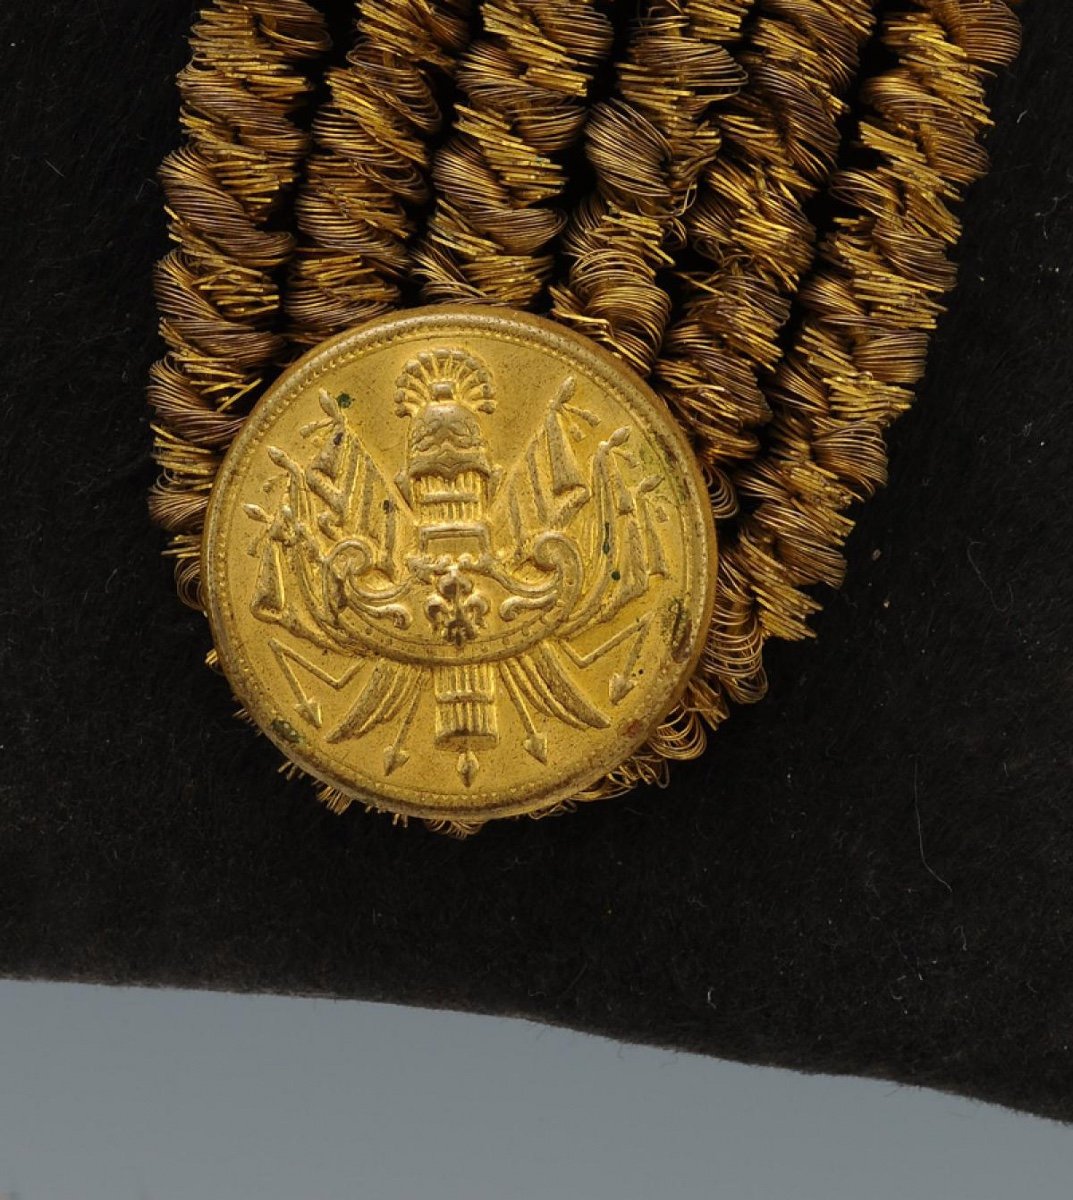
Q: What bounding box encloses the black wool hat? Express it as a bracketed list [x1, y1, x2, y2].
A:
[1, 0, 1071, 1123]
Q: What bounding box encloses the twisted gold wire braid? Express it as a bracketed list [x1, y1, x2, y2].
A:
[548, 0, 752, 377]
[150, 0, 1021, 830]
[700, 0, 1021, 716]
[656, 0, 876, 513]
[148, 0, 329, 606]
[546, 0, 755, 785]
[577, 0, 1019, 800]
[413, 0, 615, 308]
[635, 0, 877, 755]
[285, 0, 472, 345]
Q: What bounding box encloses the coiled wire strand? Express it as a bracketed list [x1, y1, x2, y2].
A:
[148, 0, 330, 607]
[704, 0, 1021, 718]
[286, 0, 472, 344]
[414, 0, 616, 308]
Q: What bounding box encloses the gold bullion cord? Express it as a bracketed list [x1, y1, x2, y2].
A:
[149, 0, 1022, 826]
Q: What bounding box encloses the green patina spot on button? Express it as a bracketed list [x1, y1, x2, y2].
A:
[271, 717, 301, 744]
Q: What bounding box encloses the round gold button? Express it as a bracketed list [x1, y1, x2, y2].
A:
[203, 307, 716, 822]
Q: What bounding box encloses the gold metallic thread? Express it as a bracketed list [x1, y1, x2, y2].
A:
[548, 0, 752, 375]
[657, 0, 876, 503]
[286, 0, 472, 344]
[647, 0, 879, 727]
[536, 0, 759, 797]
[549, 0, 801, 782]
[151, 0, 1021, 830]
[705, 0, 1022, 715]
[414, 0, 615, 307]
[148, 0, 329, 607]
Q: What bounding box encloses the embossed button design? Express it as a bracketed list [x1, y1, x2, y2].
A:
[203, 307, 716, 821]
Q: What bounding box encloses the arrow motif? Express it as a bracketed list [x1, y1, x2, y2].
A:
[498, 662, 549, 764]
[560, 613, 652, 705]
[608, 616, 650, 704]
[269, 638, 363, 729]
[457, 750, 480, 788]
[383, 687, 420, 776]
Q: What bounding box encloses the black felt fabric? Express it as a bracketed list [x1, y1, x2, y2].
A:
[2, 0, 1071, 1122]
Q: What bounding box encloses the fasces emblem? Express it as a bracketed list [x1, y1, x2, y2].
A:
[203, 308, 715, 824]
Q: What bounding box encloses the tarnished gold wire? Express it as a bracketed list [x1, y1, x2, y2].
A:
[562, 0, 1019, 801]
[657, 0, 877, 512]
[702, 0, 1022, 718]
[632, 0, 879, 764]
[150, 0, 1021, 831]
[548, 0, 752, 376]
[550, 0, 871, 782]
[286, 0, 472, 344]
[148, 0, 329, 607]
[414, 0, 616, 308]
